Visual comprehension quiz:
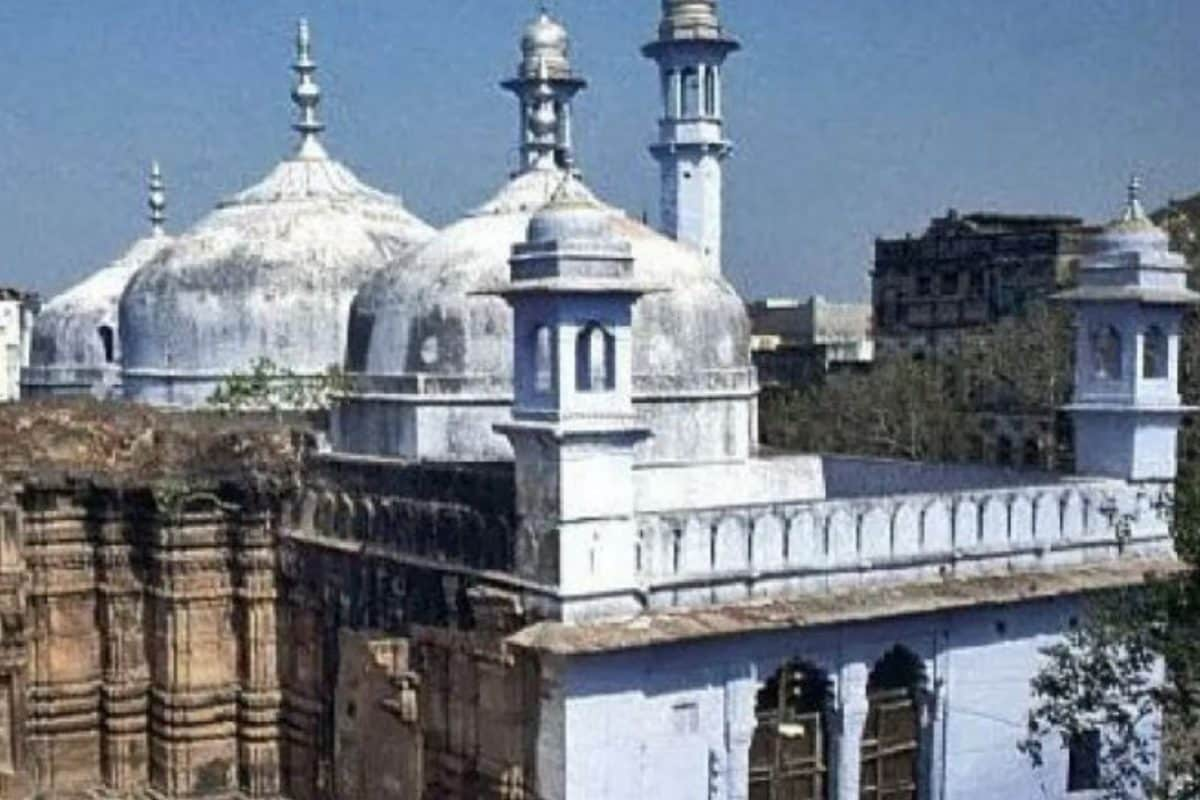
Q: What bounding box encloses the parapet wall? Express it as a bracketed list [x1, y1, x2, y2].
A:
[635, 475, 1172, 609]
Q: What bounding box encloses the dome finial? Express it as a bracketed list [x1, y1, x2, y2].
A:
[148, 160, 167, 236]
[291, 18, 326, 158]
[1121, 173, 1148, 225]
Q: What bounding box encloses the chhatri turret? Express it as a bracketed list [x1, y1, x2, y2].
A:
[643, 0, 740, 274]
[1059, 176, 1198, 482]
[492, 176, 657, 620]
[501, 10, 588, 174]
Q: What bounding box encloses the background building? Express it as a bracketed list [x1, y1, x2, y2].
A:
[0, 288, 37, 403]
[873, 210, 1096, 356]
[749, 295, 874, 387]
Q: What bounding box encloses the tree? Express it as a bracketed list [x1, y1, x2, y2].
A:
[1020, 471, 1200, 799]
[760, 302, 1073, 465]
[206, 357, 348, 414]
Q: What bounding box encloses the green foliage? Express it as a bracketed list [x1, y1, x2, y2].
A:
[1154, 194, 1200, 274]
[205, 357, 348, 414]
[761, 302, 1073, 464]
[1020, 573, 1200, 799]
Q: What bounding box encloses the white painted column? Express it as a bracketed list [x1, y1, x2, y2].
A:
[713, 64, 722, 118]
[834, 661, 870, 800]
[724, 667, 758, 800]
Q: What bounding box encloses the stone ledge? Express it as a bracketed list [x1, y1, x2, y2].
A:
[508, 557, 1186, 654]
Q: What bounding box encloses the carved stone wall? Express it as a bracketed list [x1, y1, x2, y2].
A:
[6, 480, 283, 799]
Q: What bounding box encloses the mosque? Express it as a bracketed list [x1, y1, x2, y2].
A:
[5, 2, 1192, 799]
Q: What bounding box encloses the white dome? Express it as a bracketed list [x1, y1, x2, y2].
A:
[348, 169, 749, 384]
[120, 144, 435, 407]
[32, 234, 171, 371]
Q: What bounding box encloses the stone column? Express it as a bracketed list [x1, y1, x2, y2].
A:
[833, 661, 869, 800]
[724, 668, 757, 800]
[23, 490, 103, 793]
[235, 514, 282, 799]
[146, 495, 239, 799]
[0, 488, 29, 797]
[96, 503, 150, 794]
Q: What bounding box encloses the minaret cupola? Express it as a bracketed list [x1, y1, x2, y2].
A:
[644, 0, 739, 273]
[502, 10, 587, 173]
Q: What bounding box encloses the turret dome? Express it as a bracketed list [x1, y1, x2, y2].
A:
[520, 12, 571, 78]
[119, 21, 435, 408]
[1091, 175, 1171, 256]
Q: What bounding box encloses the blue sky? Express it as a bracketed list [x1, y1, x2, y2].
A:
[1, 0, 1197, 301]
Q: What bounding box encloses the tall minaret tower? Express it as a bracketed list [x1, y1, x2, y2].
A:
[502, 10, 587, 174]
[1060, 177, 1198, 482]
[643, 0, 740, 273]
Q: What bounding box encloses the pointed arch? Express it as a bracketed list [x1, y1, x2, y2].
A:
[1143, 324, 1168, 379]
[862, 646, 928, 800]
[575, 322, 615, 392]
[749, 660, 833, 800]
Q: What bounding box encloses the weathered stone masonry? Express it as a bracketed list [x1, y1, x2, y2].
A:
[0, 477, 286, 799]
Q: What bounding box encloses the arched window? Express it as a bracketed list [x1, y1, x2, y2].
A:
[861, 646, 928, 800]
[1091, 325, 1122, 380]
[98, 325, 115, 364]
[533, 325, 553, 394]
[575, 323, 615, 392]
[704, 67, 718, 116]
[1143, 325, 1168, 379]
[681, 67, 700, 118]
[749, 661, 832, 800]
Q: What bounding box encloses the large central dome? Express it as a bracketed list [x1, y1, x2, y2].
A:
[120, 21, 435, 408]
[334, 12, 755, 464]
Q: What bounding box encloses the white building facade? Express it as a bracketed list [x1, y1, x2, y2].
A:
[0, 288, 36, 403]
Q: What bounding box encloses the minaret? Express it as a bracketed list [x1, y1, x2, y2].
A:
[1059, 176, 1198, 481]
[501, 11, 587, 173]
[492, 178, 657, 621]
[643, 0, 740, 273]
[291, 18, 327, 159]
[148, 161, 167, 237]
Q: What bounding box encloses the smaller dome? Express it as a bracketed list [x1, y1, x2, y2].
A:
[659, 0, 722, 39]
[520, 12, 571, 78]
[526, 178, 611, 245]
[1092, 176, 1169, 255]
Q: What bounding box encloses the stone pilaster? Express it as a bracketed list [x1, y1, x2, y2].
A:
[22, 491, 102, 794]
[146, 495, 239, 800]
[96, 498, 150, 794]
[0, 486, 29, 797]
[235, 513, 282, 798]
